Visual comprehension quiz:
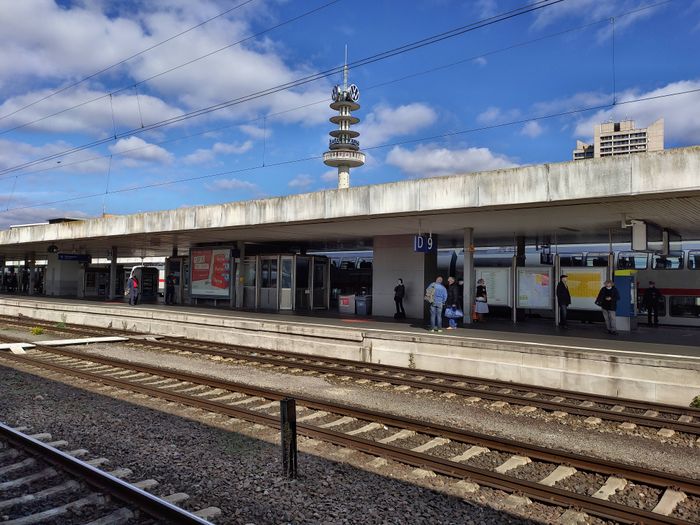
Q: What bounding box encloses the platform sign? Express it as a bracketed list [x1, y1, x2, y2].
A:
[413, 235, 436, 253]
[476, 268, 512, 307]
[190, 248, 231, 297]
[517, 267, 552, 309]
[58, 253, 90, 263]
[561, 267, 606, 310]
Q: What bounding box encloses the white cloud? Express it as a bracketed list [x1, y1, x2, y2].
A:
[288, 174, 313, 189]
[109, 136, 173, 165]
[475, 0, 498, 18]
[320, 169, 337, 182]
[0, 206, 89, 230]
[184, 140, 253, 164]
[531, 1, 660, 42]
[521, 121, 544, 138]
[205, 178, 257, 191]
[239, 124, 268, 139]
[571, 79, 700, 144]
[358, 103, 437, 148]
[476, 106, 520, 125]
[473, 56, 488, 67]
[386, 144, 517, 178]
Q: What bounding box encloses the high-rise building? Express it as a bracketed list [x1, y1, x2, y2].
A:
[572, 118, 664, 160]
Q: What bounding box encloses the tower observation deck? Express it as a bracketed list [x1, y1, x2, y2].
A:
[323, 60, 365, 189]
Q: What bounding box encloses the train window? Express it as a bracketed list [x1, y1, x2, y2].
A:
[559, 254, 584, 266]
[617, 252, 648, 270]
[669, 296, 700, 318]
[688, 251, 700, 270]
[652, 252, 684, 270]
[585, 253, 609, 267]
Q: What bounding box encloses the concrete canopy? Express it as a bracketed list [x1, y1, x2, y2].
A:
[1, 146, 699, 259]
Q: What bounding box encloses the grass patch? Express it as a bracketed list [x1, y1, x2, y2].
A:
[30, 327, 44, 336]
[691, 395, 700, 408]
[55, 322, 66, 329]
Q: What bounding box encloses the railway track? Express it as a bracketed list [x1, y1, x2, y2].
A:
[0, 422, 219, 524]
[1, 341, 698, 524]
[3, 313, 698, 436]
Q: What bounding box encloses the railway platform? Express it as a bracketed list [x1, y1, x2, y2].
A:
[0, 295, 698, 407]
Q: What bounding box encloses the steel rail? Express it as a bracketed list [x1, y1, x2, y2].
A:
[125, 337, 700, 434]
[0, 351, 693, 525]
[4, 346, 699, 497]
[2, 315, 698, 431]
[0, 422, 212, 524]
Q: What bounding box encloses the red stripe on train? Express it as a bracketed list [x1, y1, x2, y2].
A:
[638, 287, 700, 295]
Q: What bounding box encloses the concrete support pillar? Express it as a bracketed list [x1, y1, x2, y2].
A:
[463, 228, 474, 325]
[372, 234, 437, 321]
[108, 246, 118, 300]
[516, 236, 526, 267]
[28, 255, 36, 295]
[235, 241, 245, 309]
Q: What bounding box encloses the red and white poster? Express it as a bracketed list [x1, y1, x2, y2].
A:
[191, 249, 231, 297]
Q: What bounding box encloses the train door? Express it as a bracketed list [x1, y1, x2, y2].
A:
[259, 256, 279, 310]
[279, 256, 293, 310]
[295, 256, 311, 310]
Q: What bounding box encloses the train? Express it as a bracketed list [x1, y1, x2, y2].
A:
[323, 244, 700, 327]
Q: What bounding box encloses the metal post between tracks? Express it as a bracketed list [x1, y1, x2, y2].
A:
[280, 397, 298, 479]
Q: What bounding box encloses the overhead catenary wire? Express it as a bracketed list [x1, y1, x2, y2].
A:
[2, 85, 697, 215]
[0, 0, 563, 177]
[0, 0, 343, 137]
[0, 0, 673, 184]
[0, 0, 260, 123]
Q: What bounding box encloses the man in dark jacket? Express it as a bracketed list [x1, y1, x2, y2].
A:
[595, 280, 620, 334]
[642, 281, 662, 326]
[393, 278, 406, 319]
[445, 276, 460, 329]
[556, 274, 572, 328]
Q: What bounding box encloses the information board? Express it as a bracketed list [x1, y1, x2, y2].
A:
[517, 267, 552, 309]
[190, 248, 231, 297]
[475, 268, 512, 307]
[561, 267, 606, 310]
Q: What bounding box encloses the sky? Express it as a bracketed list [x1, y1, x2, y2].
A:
[0, 0, 698, 228]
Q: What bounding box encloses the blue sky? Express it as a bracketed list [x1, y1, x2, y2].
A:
[0, 0, 698, 227]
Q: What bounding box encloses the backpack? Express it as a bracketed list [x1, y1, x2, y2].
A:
[424, 284, 435, 304]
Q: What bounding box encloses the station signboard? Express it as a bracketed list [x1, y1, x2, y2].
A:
[475, 268, 512, 307]
[516, 267, 552, 309]
[190, 248, 231, 297]
[413, 235, 436, 253]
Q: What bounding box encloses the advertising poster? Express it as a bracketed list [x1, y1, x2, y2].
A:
[191, 248, 231, 297]
[517, 267, 552, 309]
[476, 268, 512, 306]
[562, 267, 606, 310]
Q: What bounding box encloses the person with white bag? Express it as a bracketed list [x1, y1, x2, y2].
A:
[475, 278, 489, 322]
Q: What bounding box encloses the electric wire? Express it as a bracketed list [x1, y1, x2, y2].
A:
[3, 85, 697, 215]
[0, 0, 673, 183]
[0, 0, 342, 137]
[0, 0, 562, 176]
[0, 0, 259, 122]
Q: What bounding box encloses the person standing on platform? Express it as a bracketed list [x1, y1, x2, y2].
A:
[475, 278, 489, 322]
[446, 276, 460, 330]
[556, 274, 572, 328]
[393, 278, 406, 319]
[127, 271, 139, 306]
[643, 281, 662, 326]
[165, 273, 176, 305]
[425, 276, 447, 332]
[595, 279, 619, 334]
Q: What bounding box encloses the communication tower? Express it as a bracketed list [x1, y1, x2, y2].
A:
[323, 50, 365, 189]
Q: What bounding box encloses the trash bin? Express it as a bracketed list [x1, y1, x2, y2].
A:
[338, 294, 355, 314]
[355, 294, 372, 316]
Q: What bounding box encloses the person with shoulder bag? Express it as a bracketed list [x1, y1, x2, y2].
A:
[425, 276, 447, 332]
